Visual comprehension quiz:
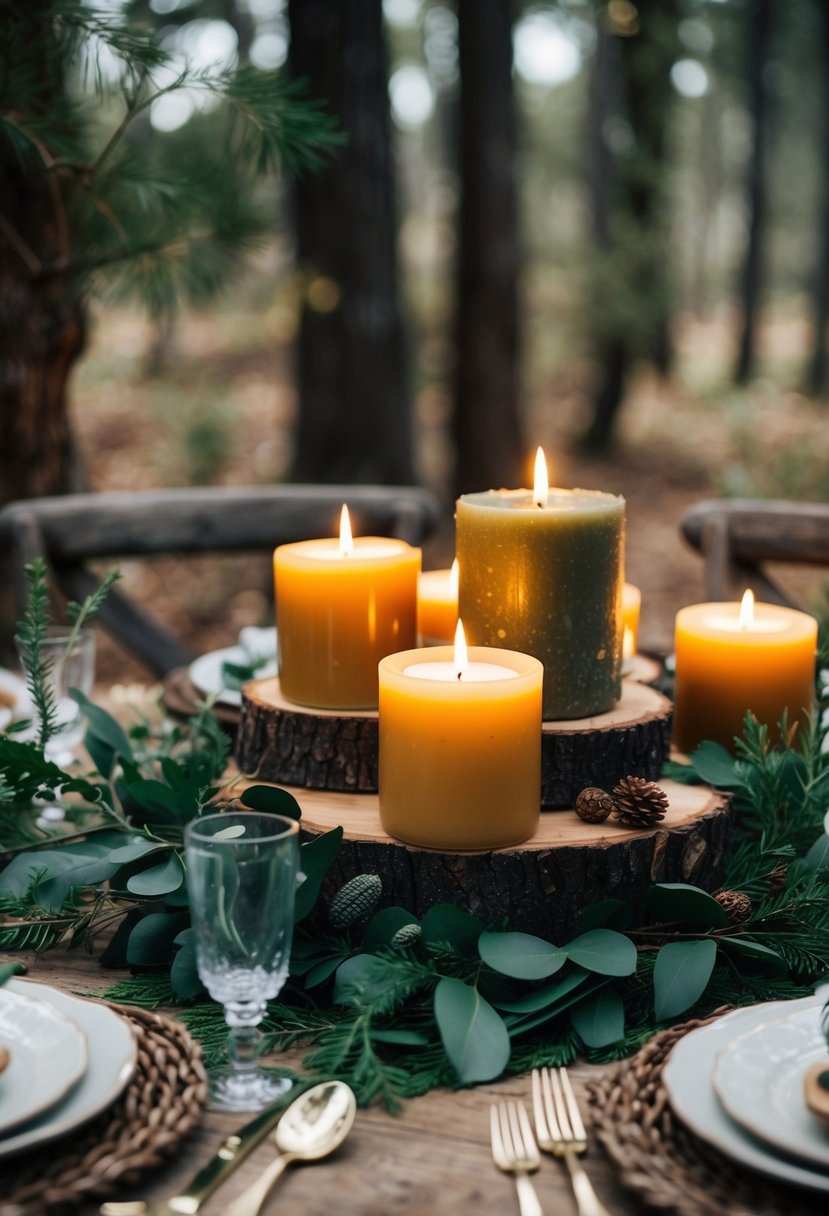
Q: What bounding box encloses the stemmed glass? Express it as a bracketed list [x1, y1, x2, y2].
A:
[184, 810, 300, 1112]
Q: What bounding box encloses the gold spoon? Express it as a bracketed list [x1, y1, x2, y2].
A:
[224, 1080, 356, 1216]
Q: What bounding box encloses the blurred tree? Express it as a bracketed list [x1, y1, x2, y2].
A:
[0, 0, 338, 506]
[734, 0, 774, 385]
[452, 0, 523, 494]
[807, 0, 829, 395]
[583, 0, 680, 452]
[288, 0, 414, 485]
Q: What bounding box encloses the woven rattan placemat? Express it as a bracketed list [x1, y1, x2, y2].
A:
[587, 1008, 827, 1216]
[0, 1002, 207, 1215]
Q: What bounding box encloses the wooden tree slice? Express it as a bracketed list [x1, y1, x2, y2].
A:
[541, 681, 672, 808]
[236, 676, 673, 807]
[293, 779, 732, 941]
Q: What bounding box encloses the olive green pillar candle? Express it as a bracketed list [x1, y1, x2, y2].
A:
[456, 487, 625, 720]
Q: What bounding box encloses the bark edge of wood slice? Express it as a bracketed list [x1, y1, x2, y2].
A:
[235, 676, 672, 805]
[290, 778, 732, 941]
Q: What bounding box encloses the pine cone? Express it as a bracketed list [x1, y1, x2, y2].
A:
[715, 889, 752, 923]
[611, 776, 669, 828]
[768, 862, 788, 894]
[575, 787, 616, 823]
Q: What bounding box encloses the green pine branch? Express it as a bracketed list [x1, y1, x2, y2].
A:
[16, 559, 59, 751]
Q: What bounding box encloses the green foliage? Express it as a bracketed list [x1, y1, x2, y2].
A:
[16, 560, 59, 750]
[1, 1, 342, 315]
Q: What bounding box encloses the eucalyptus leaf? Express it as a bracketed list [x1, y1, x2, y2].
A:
[577, 899, 634, 932]
[688, 740, 742, 788]
[660, 759, 702, 785]
[126, 852, 185, 896]
[239, 785, 302, 820]
[570, 987, 625, 1048]
[363, 907, 420, 951]
[653, 939, 717, 1021]
[170, 929, 204, 1001]
[0, 835, 130, 913]
[305, 956, 345, 988]
[433, 977, 510, 1084]
[126, 911, 189, 967]
[295, 827, 343, 922]
[0, 962, 25, 986]
[333, 954, 395, 1006]
[478, 931, 566, 980]
[805, 836, 829, 872]
[719, 937, 788, 972]
[645, 883, 728, 928]
[564, 929, 637, 977]
[421, 904, 485, 957]
[370, 1029, 430, 1047]
[493, 968, 591, 1014]
[70, 690, 135, 763]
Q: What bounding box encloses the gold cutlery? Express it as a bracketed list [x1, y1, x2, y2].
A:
[531, 1067, 611, 1216]
[490, 1100, 544, 1216]
[223, 1079, 356, 1216]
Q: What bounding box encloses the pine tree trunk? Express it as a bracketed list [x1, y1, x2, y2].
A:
[735, 0, 773, 387]
[452, 0, 523, 495]
[807, 0, 829, 396]
[287, 0, 414, 485]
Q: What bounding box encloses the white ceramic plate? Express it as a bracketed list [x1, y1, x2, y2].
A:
[712, 1005, 829, 1171]
[0, 980, 137, 1157]
[663, 994, 829, 1193]
[0, 669, 31, 732]
[0, 987, 88, 1134]
[188, 627, 277, 707]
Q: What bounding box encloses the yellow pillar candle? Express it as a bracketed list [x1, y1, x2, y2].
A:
[673, 591, 817, 754]
[379, 625, 543, 850]
[623, 582, 641, 655]
[274, 507, 420, 710]
[456, 449, 625, 720]
[417, 559, 459, 643]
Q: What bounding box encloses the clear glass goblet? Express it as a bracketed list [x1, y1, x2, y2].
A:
[15, 626, 96, 772]
[184, 810, 300, 1112]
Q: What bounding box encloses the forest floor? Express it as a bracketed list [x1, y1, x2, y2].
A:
[70, 303, 829, 685]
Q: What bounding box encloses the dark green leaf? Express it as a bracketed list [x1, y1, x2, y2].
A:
[108, 839, 167, 864]
[433, 977, 510, 1084]
[240, 785, 302, 819]
[100, 908, 145, 968]
[805, 836, 829, 871]
[645, 883, 728, 928]
[688, 740, 742, 788]
[493, 968, 592, 1014]
[661, 759, 702, 785]
[305, 956, 344, 988]
[653, 939, 717, 1021]
[126, 912, 189, 967]
[122, 778, 184, 821]
[565, 930, 637, 976]
[363, 907, 420, 951]
[0, 835, 131, 913]
[0, 962, 25, 987]
[161, 758, 188, 791]
[719, 937, 788, 973]
[170, 929, 204, 1001]
[570, 987, 625, 1048]
[126, 852, 184, 896]
[333, 954, 394, 1006]
[370, 1029, 430, 1047]
[85, 729, 115, 780]
[421, 905, 485, 957]
[70, 690, 135, 763]
[478, 931, 566, 980]
[577, 899, 634, 932]
[295, 827, 343, 922]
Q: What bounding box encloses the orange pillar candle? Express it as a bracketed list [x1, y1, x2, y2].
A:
[274, 507, 421, 710]
[379, 623, 543, 850]
[673, 591, 817, 754]
[417, 559, 459, 643]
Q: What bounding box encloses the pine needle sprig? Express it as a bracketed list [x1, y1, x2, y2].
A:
[16, 559, 59, 751]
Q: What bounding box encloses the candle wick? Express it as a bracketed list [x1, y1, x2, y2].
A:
[457, 671, 462, 681]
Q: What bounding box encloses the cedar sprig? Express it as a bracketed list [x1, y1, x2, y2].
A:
[16, 559, 59, 751]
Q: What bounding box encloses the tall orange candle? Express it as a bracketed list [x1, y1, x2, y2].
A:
[673, 592, 817, 754]
[275, 507, 420, 710]
[417, 559, 459, 643]
[378, 623, 543, 850]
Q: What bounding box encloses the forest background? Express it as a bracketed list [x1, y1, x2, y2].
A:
[3, 0, 828, 676]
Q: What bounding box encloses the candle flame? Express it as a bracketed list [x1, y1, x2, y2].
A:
[623, 626, 635, 660]
[339, 504, 354, 556]
[449, 558, 459, 595]
[738, 588, 754, 629]
[454, 618, 469, 680]
[533, 446, 549, 508]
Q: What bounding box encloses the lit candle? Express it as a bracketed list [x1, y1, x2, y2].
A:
[378, 621, 543, 849]
[673, 591, 817, 754]
[623, 582, 641, 654]
[456, 448, 625, 719]
[417, 559, 459, 643]
[274, 506, 421, 710]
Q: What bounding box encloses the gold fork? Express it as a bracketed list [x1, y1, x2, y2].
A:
[531, 1067, 611, 1216]
[489, 1100, 544, 1216]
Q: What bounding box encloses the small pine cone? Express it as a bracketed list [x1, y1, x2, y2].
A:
[575, 787, 616, 823]
[391, 923, 422, 949]
[768, 863, 788, 894]
[328, 874, 382, 930]
[611, 776, 669, 828]
[715, 889, 752, 923]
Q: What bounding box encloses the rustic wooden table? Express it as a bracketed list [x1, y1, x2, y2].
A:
[10, 950, 643, 1216]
